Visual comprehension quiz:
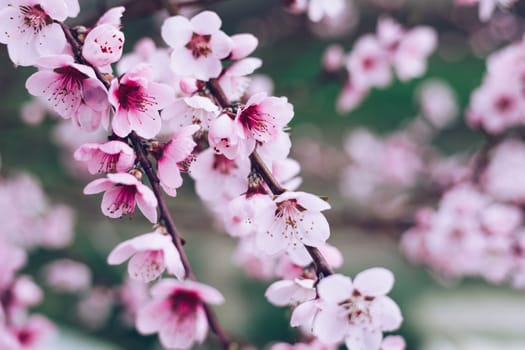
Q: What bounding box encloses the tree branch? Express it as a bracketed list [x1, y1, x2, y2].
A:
[59, 21, 232, 350]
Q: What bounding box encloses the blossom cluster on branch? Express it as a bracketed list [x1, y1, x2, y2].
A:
[0, 1, 404, 349]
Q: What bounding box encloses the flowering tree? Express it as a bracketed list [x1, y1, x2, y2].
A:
[0, 0, 524, 349]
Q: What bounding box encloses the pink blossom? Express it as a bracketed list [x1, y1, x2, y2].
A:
[230, 33, 258, 60]
[377, 18, 437, 81]
[482, 139, 525, 204]
[96, 6, 124, 27]
[417, 79, 458, 129]
[233, 236, 278, 280]
[245, 74, 274, 98]
[74, 140, 136, 174]
[161, 95, 219, 132]
[346, 35, 392, 89]
[157, 125, 199, 196]
[336, 79, 369, 113]
[218, 57, 263, 102]
[265, 278, 316, 306]
[6, 276, 43, 317]
[118, 278, 149, 325]
[107, 228, 185, 282]
[136, 279, 224, 349]
[0, 239, 26, 290]
[467, 78, 525, 134]
[322, 44, 345, 73]
[9, 315, 57, 349]
[42, 259, 91, 293]
[20, 98, 47, 126]
[161, 11, 233, 81]
[41, 204, 75, 249]
[235, 93, 294, 153]
[308, 0, 346, 22]
[83, 172, 158, 223]
[82, 23, 125, 69]
[223, 190, 274, 238]
[26, 55, 110, 131]
[190, 149, 250, 203]
[208, 114, 243, 159]
[0, 0, 79, 66]
[109, 64, 174, 139]
[76, 287, 114, 330]
[256, 191, 331, 264]
[312, 269, 402, 348]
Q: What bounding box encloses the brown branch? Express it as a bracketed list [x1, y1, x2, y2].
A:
[58, 21, 232, 350]
[129, 134, 231, 349]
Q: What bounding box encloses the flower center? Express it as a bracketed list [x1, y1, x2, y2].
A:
[117, 81, 156, 112]
[170, 290, 201, 319]
[495, 95, 514, 113]
[239, 105, 276, 140]
[20, 4, 51, 33]
[98, 153, 120, 173]
[108, 185, 137, 216]
[186, 33, 212, 59]
[212, 154, 237, 175]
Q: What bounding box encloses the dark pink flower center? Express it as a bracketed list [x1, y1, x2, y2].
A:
[117, 81, 156, 112]
[212, 154, 238, 175]
[20, 4, 51, 33]
[17, 329, 34, 346]
[98, 153, 121, 173]
[239, 105, 276, 140]
[108, 185, 137, 216]
[170, 290, 201, 319]
[186, 33, 212, 59]
[495, 95, 514, 114]
[362, 56, 376, 70]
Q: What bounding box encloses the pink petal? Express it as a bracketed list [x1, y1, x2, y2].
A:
[317, 274, 353, 303]
[190, 11, 222, 35]
[101, 187, 124, 218]
[136, 300, 170, 334]
[161, 16, 193, 48]
[353, 267, 394, 297]
[369, 296, 403, 332]
[128, 250, 165, 282]
[83, 178, 113, 194]
[312, 307, 347, 344]
[230, 33, 258, 59]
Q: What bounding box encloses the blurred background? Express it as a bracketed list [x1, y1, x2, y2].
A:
[1, 0, 525, 349]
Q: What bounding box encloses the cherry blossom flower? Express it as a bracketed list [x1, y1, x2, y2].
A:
[9, 315, 57, 349]
[308, 0, 346, 23]
[76, 287, 114, 330]
[218, 57, 263, 102]
[346, 35, 392, 89]
[208, 113, 243, 159]
[107, 228, 185, 282]
[265, 278, 316, 306]
[230, 33, 258, 60]
[26, 55, 110, 131]
[83, 172, 158, 223]
[161, 11, 233, 81]
[377, 18, 437, 81]
[136, 279, 224, 349]
[74, 140, 136, 174]
[256, 191, 331, 264]
[416, 79, 458, 129]
[322, 44, 345, 73]
[312, 269, 402, 348]
[223, 192, 274, 238]
[233, 236, 278, 280]
[161, 95, 219, 132]
[157, 125, 199, 196]
[109, 64, 174, 139]
[482, 139, 525, 204]
[190, 149, 250, 203]
[42, 259, 92, 293]
[82, 23, 125, 69]
[0, 0, 79, 66]
[235, 92, 294, 153]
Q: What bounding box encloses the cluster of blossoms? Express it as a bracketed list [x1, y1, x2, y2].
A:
[0, 0, 405, 348]
[0, 171, 80, 349]
[321, 17, 437, 113]
[337, 79, 464, 218]
[283, 0, 347, 23]
[467, 34, 525, 133]
[400, 32, 525, 287]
